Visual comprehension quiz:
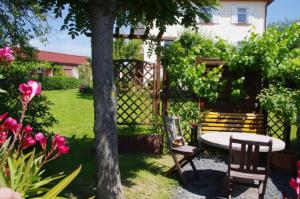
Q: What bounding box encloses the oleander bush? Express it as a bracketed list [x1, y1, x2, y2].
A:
[0, 80, 80, 198]
[0, 49, 57, 133]
[42, 76, 80, 90]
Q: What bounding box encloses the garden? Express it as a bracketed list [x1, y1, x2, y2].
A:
[1, 1, 300, 198]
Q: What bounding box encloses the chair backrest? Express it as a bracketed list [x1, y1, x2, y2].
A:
[163, 114, 185, 149]
[228, 136, 272, 175]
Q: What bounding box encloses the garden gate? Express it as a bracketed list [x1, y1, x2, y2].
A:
[114, 59, 161, 125]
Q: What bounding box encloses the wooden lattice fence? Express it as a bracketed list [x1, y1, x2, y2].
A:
[266, 112, 291, 148]
[114, 59, 161, 125]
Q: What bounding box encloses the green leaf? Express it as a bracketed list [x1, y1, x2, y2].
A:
[0, 170, 8, 187]
[42, 165, 81, 199]
[7, 158, 15, 189]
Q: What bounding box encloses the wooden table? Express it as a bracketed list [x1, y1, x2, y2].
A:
[200, 132, 285, 152]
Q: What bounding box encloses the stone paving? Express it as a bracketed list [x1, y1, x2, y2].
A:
[172, 152, 296, 199]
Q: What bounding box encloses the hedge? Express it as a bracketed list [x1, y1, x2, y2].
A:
[42, 76, 80, 90]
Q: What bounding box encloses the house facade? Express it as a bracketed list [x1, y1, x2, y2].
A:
[144, 0, 274, 62]
[37, 51, 88, 78]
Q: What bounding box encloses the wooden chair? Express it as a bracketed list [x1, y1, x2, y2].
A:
[227, 136, 272, 199]
[163, 114, 202, 185]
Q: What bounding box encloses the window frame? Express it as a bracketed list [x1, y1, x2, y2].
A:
[237, 7, 248, 24]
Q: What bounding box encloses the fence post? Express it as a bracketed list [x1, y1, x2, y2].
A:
[162, 67, 169, 115]
[284, 121, 291, 149]
[155, 55, 161, 115]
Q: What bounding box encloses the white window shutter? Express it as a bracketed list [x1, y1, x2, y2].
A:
[212, 9, 220, 24]
[231, 5, 238, 24]
[247, 6, 254, 24]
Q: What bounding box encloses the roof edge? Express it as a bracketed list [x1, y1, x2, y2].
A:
[38, 50, 88, 59]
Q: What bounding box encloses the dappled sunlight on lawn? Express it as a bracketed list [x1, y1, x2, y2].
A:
[44, 89, 177, 199]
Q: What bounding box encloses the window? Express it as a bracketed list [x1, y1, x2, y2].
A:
[163, 41, 173, 47]
[237, 8, 247, 23]
[232, 5, 253, 25]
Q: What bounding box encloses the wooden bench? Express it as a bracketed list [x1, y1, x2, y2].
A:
[199, 112, 265, 134]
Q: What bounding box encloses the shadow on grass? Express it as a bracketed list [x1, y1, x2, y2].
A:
[45, 134, 170, 198]
[76, 92, 93, 100]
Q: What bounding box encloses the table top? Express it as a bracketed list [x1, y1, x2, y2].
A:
[200, 132, 285, 152]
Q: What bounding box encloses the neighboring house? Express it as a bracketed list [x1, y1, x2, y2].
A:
[37, 51, 88, 78]
[144, 0, 274, 62]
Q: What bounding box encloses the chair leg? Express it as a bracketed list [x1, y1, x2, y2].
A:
[227, 178, 232, 199]
[166, 156, 188, 176]
[189, 159, 199, 179]
[170, 153, 188, 185]
[259, 180, 267, 199]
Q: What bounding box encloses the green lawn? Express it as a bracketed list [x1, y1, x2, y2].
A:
[44, 89, 177, 199]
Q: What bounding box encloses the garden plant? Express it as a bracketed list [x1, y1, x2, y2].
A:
[289, 161, 300, 199]
[0, 48, 80, 198]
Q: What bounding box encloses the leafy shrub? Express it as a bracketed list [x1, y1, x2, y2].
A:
[230, 22, 300, 123]
[0, 59, 57, 133]
[79, 84, 93, 93]
[78, 62, 92, 87]
[258, 85, 300, 124]
[42, 76, 80, 90]
[113, 39, 143, 60]
[53, 65, 65, 76]
[162, 32, 229, 102]
[0, 80, 80, 198]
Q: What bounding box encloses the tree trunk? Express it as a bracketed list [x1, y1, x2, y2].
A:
[90, 1, 123, 199]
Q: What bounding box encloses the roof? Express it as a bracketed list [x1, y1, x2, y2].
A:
[221, 0, 274, 5]
[37, 51, 88, 66]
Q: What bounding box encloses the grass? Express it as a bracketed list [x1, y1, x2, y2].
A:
[44, 89, 177, 198]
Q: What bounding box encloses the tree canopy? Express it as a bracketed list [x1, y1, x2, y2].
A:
[0, 0, 49, 56]
[40, 0, 218, 38]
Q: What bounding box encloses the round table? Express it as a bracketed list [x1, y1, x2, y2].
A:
[200, 132, 285, 152]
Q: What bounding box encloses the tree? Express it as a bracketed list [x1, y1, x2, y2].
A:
[0, 0, 49, 57]
[40, 0, 218, 198]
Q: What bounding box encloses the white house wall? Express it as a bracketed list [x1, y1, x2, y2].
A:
[144, 0, 267, 63]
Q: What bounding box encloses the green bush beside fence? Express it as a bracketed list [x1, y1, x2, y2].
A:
[42, 76, 80, 90]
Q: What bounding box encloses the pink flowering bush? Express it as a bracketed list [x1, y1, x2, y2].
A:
[0, 47, 14, 64]
[289, 161, 300, 199]
[0, 47, 14, 94]
[0, 80, 80, 198]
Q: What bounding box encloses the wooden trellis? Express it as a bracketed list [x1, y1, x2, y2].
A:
[266, 113, 291, 148]
[114, 59, 161, 125]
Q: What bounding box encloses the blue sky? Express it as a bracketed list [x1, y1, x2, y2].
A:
[30, 0, 300, 56]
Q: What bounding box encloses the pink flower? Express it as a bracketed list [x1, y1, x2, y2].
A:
[0, 132, 8, 144]
[18, 80, 41, 103]
[2, 117, 19, 134]
[22, 135, 36, 149]
[0, 112, 8, 122]
[23, 125, 33, 135]
[52, 134, 66, 147]
[35, 132, 47, 150]
[290, 177, 300, 196]
[0, 47, 14, 63]
[57, 144, 70, 155]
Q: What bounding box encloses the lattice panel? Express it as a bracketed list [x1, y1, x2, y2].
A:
[168, 81, 197, 144]
[266, 113, 285, 140]
[114, 60, 157, 125]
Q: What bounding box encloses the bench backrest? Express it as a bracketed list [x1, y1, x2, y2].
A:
[200, 112, 265, 134]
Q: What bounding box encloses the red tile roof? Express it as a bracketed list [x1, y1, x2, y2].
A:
[37, 51, 88, 66]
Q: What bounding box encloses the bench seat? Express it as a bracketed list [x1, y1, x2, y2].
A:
[200, 112, 265, 134]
